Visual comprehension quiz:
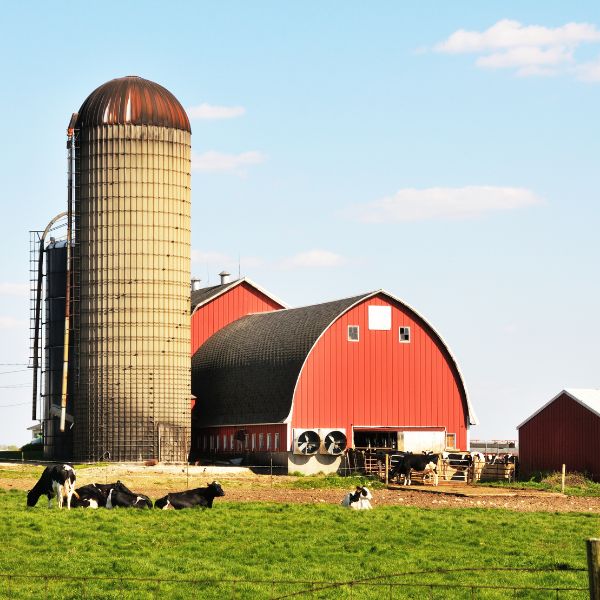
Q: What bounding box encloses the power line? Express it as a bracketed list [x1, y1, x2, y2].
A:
[0, 401, 30, 408]
[0, 363, 28, 366]
[0, 369, 29, 375]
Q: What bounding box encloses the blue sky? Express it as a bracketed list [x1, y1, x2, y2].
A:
[0, 2, 598, 445]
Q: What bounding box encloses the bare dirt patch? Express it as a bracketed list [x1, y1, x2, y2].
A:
[3, 462, 600, 512]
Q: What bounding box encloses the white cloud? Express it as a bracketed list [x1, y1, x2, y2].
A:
[279, 250, 346, 269]
[0, 283, 29, 297]
[187, 103, 246, 120]
[435, 20, 600, 54]
[475, 46, 573, 72]
[192, 151, 266, 173]
[348, 186, 543, 223]
[434, 19, 600, 79]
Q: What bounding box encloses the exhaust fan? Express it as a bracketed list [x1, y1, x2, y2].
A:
[319, 429, 347, 455]
[293, 429, 320, 455]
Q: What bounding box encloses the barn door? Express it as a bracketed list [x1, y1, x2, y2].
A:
[158, 424, 190, 463]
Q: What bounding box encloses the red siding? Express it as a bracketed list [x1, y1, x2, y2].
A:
[191, 282, 284, 355]
[519, 393, 600, 480]
[292, 294, 468, 448]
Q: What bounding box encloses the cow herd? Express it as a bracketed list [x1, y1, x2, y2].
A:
[387, 451, 517, 486]
[26, 454, 517, 511]
[26, 464, 225, 511]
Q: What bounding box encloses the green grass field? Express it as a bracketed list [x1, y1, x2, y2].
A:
[1, 489, 598, 599]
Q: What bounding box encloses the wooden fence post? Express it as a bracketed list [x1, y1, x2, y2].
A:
[561, 464, 566, 494]
[587, 538, 600, 600]
[385, 454, 389, 485]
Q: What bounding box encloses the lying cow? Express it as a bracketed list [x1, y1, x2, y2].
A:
[27, 464, 78, 509]
[71, 481, 151, 509]
[341, 486, 373, 510]
[106, 487, 152, 509]
[154, 481, 225, 510]
[390, 453, 439, 486]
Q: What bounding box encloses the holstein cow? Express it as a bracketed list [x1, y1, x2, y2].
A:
[154, 481, 225, 510]
[71, 481, 150, 509]
[106, 487, 152, 509]
[341, 486, 373, 510]
[390, 453, 439, 486]
[27, 464, 78, 509]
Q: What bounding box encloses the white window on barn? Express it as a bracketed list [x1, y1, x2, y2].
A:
[216, 435, 220, 451]
[210, 435, 214, 450]
[266, 433, 271, 451]
[446, 433, 457, 449]
[399, 326, 411, 343]
[347, 325, 359, 342]
[223, 435, 228, 451]
[244, 434, 249, 450]
[230, 434, 234, 450]
[259, 433, 264, 450]
[251, 433, 256, 451]
[274, 432, 280, 451]
[368, 305, 391, 330]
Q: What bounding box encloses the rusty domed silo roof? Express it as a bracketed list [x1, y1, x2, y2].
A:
[75, 76, 191, 133]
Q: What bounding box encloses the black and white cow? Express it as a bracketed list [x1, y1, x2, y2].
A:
[27, 464, 78, 509]
[70, 481, 132, 508]
[106, 487, 152, 509]
[154, 481, 225, 510]
[390, 453, 439, 486]
[341, 486, 373, 510]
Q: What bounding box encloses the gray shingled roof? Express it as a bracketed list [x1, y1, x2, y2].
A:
[191, 294, 369, 426]
[191, 281, 239, 312]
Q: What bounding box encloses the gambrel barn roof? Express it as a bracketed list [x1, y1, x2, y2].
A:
[192, 290, 476, 427]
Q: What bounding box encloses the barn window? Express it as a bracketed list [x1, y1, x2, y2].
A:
[259, 433, 264, 450]
[368, 305, 391, 330]
[251, 433, 256, 451]
[223, 435, 228, 451]
[399, 326, 411, 343]
[266, 433, 271, 451]
[210, 435, 214, 450]
[230, 434, 234, 450]
[244, 434, 249, 450]
[274, 432, 280, 450]
[203, 435, 207, 451]
[446, 433, 457, 449]
[347, 325, 359, 342]
[216, 435, 220, 451]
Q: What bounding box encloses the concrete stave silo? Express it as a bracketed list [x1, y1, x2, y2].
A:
[71, 76, 191, 462]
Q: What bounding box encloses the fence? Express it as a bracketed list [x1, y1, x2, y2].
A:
[0, 568, 589, 599]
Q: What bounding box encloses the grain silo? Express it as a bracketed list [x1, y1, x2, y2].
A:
[70, 76, 192, 462]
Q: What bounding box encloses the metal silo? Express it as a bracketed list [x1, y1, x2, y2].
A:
[72, 76, 191, 462]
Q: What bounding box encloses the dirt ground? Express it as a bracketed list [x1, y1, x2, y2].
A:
[3, 462, 600, 513]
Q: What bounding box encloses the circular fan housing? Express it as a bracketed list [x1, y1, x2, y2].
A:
[323, 430, 347, 455]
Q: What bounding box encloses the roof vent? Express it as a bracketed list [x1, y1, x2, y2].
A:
[191, 277, 202, 291]
[219, 270, 231, 285]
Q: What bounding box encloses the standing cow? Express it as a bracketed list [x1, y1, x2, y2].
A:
[389, 453, 439, 486]
[27, 464, 78, 509]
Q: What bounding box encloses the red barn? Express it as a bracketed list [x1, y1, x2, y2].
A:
[518, 389, 600, 481]
[191, 277, 287, 355]
[190, 289, 477, 473]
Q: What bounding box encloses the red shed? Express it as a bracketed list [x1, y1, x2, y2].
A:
[191, 290, 477, 473]
[518, 389, 600, 481]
